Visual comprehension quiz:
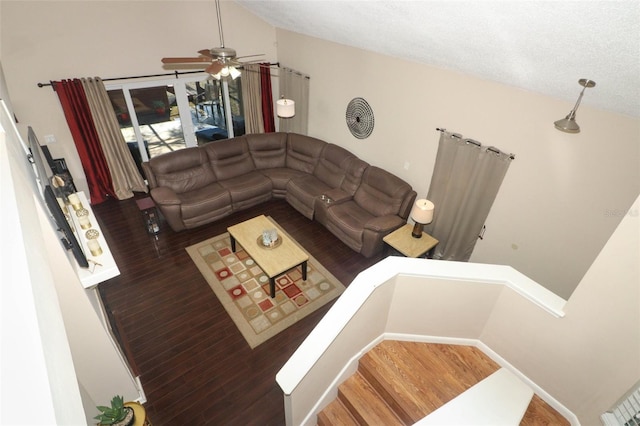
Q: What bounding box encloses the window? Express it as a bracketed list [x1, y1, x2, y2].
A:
[106, 73, 244, 171]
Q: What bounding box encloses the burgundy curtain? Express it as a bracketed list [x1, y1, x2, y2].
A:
[54, 79, 115, 204]
[260, 63, 275, 133]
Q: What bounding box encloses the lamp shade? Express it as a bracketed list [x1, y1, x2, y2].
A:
[410, 199, 435, 224]
[554, 116, 580, 133]
[277, 98, 295, 118]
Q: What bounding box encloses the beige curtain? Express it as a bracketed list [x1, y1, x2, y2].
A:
[425, 130, 514, 261]
[279, 67, 310, 135]
[81, 77, 147, 199]
[241, 64, 265, 134]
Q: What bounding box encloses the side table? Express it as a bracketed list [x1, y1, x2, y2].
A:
[383, 223, 439, 258]
[135, 197, 160, 235]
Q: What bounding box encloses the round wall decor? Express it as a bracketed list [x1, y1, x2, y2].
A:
[345, 97, 375, 139]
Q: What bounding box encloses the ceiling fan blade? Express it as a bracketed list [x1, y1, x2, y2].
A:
[205, 62, 224, 75]
[236, 54, 265, 60]
[198, 49, 214, 58]
[161, 57, 211, 64]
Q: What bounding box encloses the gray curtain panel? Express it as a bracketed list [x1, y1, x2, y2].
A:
[278, 67, 310, 135]
[81, 77, 147, 199]
[425, 130, 513, 261]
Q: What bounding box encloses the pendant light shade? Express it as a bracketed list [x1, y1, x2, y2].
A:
[277, 98, 295, 118]
[554, 79, 596, 134]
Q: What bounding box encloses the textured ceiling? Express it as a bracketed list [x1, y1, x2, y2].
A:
[236, 0, 640, 118]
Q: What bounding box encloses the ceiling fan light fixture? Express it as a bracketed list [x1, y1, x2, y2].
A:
[229, 66, 241, 79]
[160, 0, 261, 78]
[210, 65, 241, 80]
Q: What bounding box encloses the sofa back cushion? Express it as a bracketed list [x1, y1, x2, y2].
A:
[286, 133, 326, 173]
[354, 166, 412, 217]
[246, 132, 287, 169]
[204, 136, 256, 180]
[148, 147, 216, 193]
[341, 157, 369, 196]
[313, 143, 355, 188]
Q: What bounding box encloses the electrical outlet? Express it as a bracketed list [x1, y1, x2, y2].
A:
[404, 161, 410, 170]
[44, 134, 56, 144]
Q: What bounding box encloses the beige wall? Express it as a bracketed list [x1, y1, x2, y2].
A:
[1, 0, 637, 299]
[274, 29, 639, 299]
[480, 193, 640, 423]
[0, 0, 277, 194]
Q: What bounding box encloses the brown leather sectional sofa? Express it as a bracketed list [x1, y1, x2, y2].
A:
[142, 132, 416, 257]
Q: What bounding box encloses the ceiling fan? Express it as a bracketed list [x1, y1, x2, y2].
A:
[161, 0, 263, 80]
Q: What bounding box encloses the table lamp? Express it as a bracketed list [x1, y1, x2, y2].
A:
[410, 199, 434, 238]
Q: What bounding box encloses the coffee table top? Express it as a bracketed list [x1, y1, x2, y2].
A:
[227, 215, 308, 279]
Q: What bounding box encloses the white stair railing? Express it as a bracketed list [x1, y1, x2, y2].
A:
[602, 381, 640, 426]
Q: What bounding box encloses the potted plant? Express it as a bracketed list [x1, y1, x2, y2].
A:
[94, 395, 135, 426]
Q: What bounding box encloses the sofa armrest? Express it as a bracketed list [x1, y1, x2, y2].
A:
[322, 188, 352, 204]
[364, 215, 404, 233]
[150, 186, 181, 205]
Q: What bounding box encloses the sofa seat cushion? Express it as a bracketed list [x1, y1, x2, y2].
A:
[218, 171, 272, 210]
[286, 174, 334, 219]
[259, 167, 307, 197]
[178, 183, 232, 220]
[323, 201, 375, 251]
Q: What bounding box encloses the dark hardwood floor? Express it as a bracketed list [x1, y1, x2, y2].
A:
[93, 196, 383, 425]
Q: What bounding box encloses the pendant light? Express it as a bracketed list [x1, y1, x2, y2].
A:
[554, 79, 596, 133]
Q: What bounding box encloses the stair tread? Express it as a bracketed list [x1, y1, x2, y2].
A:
[339, 371, 404, 426]
[359, 341, 440, 422]
[317, 399, 359, 426]
[359, 341, 500, 423]
[317, 342, 566, 426]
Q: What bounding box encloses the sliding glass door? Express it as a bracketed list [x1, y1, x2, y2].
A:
[106, 73, 244, 172]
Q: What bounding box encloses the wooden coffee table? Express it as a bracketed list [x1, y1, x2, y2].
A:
[227, 215, 308, 298]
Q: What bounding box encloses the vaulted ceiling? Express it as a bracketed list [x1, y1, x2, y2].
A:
[236, 0, 640, 118]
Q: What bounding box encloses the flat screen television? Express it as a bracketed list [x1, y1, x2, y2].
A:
[28, 126, 89, 269]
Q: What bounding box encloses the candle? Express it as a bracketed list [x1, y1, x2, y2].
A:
[87, 239, 102, 256]
[76, 208, 91, 229]
[68, 193, 82, 210]
[85, 229, 102, 256]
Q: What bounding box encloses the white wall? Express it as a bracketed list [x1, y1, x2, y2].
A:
[274, 29, 639, 299]
[1, 94, 85, 424]
[478, 193, 640, 423]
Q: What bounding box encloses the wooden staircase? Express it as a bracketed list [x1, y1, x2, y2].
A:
[317, 341, 569, 425]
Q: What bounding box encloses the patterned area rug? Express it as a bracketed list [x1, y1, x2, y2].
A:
[186, 221, 345, 349]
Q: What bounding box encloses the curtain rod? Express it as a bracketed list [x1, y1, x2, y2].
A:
[37, 62, 280, 89]
[436, 128, 515, 160]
